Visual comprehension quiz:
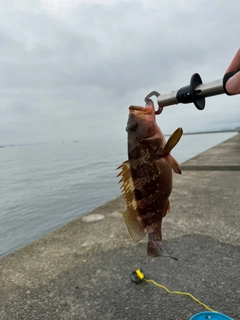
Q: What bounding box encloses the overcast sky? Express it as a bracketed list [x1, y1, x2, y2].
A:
[0, 0, 239, 145]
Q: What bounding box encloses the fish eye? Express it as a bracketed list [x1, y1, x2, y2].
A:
[129, 121, 139, 131]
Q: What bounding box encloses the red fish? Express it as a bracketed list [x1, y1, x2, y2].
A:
[117, 99, 182, 258]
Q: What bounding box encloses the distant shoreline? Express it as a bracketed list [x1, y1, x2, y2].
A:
[0, 129, 239, 148]
[182, 128, 239, 135]
[164, 128, 239, 137]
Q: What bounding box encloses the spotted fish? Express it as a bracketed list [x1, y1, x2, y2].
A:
[117, 99, 182, 258]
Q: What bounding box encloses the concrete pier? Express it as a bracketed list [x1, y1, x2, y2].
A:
[0, 134, 239, 320]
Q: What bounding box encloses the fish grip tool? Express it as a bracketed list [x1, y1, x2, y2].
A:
[144, 70, 239, 113]
[131, 269, 234, 319]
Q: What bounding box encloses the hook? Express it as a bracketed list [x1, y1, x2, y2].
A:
[144, 91, 163, 114]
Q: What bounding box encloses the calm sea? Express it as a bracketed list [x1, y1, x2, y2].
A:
[0, 132, 237, 257]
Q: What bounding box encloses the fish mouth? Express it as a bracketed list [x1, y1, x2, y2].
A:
[129, 105, 154, 113]
[129, 106, 145, 111]
[129, 104, 155, 119]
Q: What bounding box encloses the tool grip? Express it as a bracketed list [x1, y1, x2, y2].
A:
[223, 70, 239, 95]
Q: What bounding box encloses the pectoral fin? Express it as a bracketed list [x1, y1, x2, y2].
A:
[163, 127, 183, 154]
[169, 155, 181, 174]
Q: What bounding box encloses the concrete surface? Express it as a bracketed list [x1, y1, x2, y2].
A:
[0, 134, 240, 320]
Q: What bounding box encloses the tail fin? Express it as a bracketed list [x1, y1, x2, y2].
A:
[147, 231, 178, 260]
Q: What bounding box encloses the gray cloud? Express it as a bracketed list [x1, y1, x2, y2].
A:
[0, 0, 239, 144]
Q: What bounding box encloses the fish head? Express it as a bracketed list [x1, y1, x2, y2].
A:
[126, 99, 162, 142]
[126, 99, 165, 160]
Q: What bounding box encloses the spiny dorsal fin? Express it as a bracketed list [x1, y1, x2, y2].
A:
[116, 161, 146, 241]
[163, 127, 183, 154]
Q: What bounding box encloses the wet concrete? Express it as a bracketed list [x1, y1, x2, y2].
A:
[0, 134, 239, 320]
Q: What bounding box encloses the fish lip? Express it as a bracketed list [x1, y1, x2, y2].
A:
[129, 106, 145, 111]
[129, 104, 155, 120]
[129, 105, 154, 114]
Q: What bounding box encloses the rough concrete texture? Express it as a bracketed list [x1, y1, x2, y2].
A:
[0, 134, 240, 320]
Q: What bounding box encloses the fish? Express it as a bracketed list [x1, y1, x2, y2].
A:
[117, 99, 183, 258]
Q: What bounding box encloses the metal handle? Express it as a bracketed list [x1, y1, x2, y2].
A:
[145, 70, 239, 112]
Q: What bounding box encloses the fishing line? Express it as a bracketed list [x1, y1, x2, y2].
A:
[131, 269, 234, 320]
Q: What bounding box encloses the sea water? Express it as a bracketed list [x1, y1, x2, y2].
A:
[0, 132, 237, 257]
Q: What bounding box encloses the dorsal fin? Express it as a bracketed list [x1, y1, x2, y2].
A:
[116, 161, 146, 241]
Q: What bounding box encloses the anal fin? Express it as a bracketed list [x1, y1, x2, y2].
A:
[123, 207, 146, 241]
[163, 199, 170, 218]
[117, 160, 146, 242]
